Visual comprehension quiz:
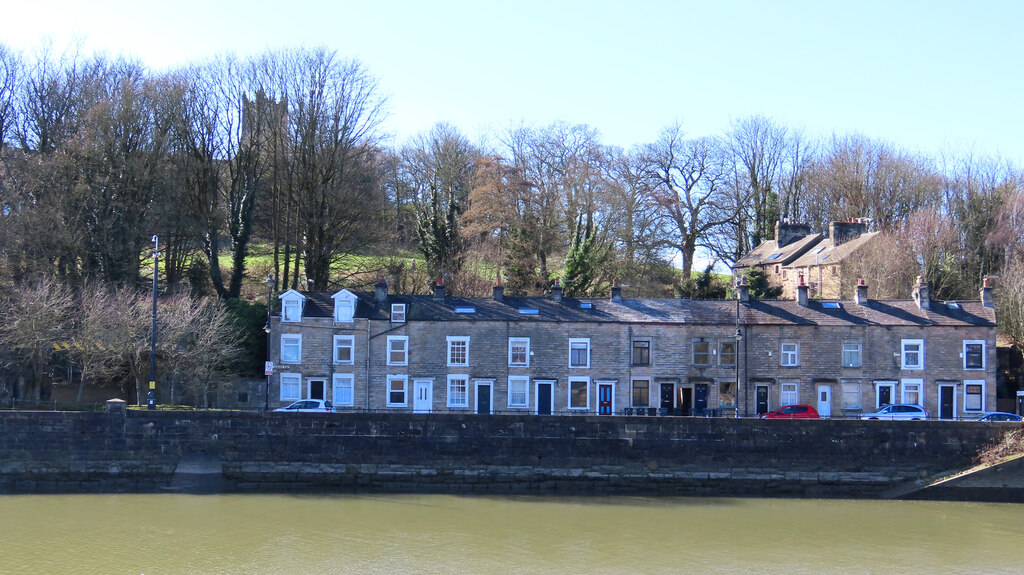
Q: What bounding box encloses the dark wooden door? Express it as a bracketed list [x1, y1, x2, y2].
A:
[660, 384, 674, 410]
[537, 382, 553, 415]
[476, 384, 491, 415]
[939, 386, 954, 419]
[756, 385, 769, 416]
[694, 384, 709, 415]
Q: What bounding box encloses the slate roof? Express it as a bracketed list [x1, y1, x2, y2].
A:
[734, 233, 824, 268]
[296, 291, 995, 328]
[790, 231, 881, 267]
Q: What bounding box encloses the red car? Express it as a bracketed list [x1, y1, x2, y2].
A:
[760, 404, 820, 419]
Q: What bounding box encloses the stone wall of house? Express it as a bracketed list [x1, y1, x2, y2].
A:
[269, 312, 996, 421]
[0, 410, 1008, 497]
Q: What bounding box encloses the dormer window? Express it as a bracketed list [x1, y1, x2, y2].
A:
[332, 289, 358, 323]
[391, 303, 406, 323]
[279, 290, 306, 323]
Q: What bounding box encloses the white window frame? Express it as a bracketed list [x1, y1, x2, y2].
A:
[334, 300, 354, 323]
[281, 296, 303, 323]
[901, 378, 924, 406]
[447, 336, 470, 367]
[386, 374, 408, 407]
[447, 374, 469, 408]
[568, 376, 590, 410]
[840, 380, 861, 410]
[332, 373, 354, 406]
[781, 342, 799, 367]
[964, 379, 986, 412]
[280, 373, 301, 401]
[569, 338, 590, 369]
[507, 376, 530, 409]
[780, 381, 799, 406]
[963, 340, 986, 370]
[387, 335, 409, 366]
[508, 337, 530, 367]
[333, 335, 354, 364]
[901, 339, 924, 370]
[842, 341, 862, 368]
[391, 303, 406, 323]
[280, 334, 302, 364]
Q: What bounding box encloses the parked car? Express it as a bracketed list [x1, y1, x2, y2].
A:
[976, 412, 1023, 422]
[759, 404, 820, 419]
[858, 404, 928, 420]
[274, 399, 336, 413]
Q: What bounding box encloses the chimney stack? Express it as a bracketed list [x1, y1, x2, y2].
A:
[797, 274, 809, 307]
[775, 220, 812, 247]
[912, 275, 930, 309]
[610, 279, 622, 302]
[829, 218, 868, 247]
[736, 277, 750, 303]
[551, 278, 563, 303]
[855, 277, 869, 306]
[374, 276, 388, 305]
[980, 277, 994, 308]
[433, 276, 446, 301]
[493, 273, 504, 302]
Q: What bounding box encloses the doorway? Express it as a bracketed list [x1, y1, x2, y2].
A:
[660, 383, 675, 412]
[307, 379, 326, 401]
[536, 380, 554, 415]
[677, 386, 693, 416]
[598, 382, 614, 415]
[413, 379, 433, 413]
[755, 385, 769, 416]
[475, 381, 492, 414]
[817, 385, 832, 418]
[876, 381, 895, 409]
[694, 383, 708, 415]
[939, 384, 956, 420]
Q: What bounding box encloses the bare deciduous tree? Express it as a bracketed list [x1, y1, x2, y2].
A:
[642, 125, 735, 279]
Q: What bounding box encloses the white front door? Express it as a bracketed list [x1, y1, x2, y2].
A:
[817, 384, 832, 418]
[413, 379, 433, 413]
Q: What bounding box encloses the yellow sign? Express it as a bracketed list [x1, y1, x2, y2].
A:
[149, 381, 156, 390]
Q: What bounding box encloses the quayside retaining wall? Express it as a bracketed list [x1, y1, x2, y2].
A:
[0, 411, 1010, 497]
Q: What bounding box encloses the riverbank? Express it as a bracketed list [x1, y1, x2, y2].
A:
[0, 410, 1011, 499]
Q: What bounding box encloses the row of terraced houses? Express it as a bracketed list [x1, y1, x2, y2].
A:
[266, 275, 997, 419]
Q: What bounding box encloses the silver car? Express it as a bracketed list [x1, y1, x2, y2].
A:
[273, 399, 337, 413]
[859, 404, 928, 420]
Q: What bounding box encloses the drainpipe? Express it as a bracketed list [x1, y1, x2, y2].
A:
[365, 321, 371, 410]
[627, 325, 633, 412]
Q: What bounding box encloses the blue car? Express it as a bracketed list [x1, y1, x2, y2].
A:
[976, 412, 1022, 422]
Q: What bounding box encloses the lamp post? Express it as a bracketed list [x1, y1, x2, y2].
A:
[263, 274, 276, 411]
[148, 235, 159, 410]
[734, 327, 743, 418]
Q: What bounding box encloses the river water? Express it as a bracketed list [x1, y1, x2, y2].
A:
[1, 493, 1021, 574]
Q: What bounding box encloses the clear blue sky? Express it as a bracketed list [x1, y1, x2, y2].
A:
[4, 0, 1022, 165]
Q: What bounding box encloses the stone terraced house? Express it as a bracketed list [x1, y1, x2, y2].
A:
[267, 276, 997, 420]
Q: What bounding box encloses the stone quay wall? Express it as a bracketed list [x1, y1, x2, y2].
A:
[0, 411, 1009, 497]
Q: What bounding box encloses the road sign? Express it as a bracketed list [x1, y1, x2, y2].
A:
[265, 361, 274, 375]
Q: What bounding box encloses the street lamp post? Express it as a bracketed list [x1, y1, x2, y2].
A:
[148, 235, 159, 410]
[263, 274, 276, 411]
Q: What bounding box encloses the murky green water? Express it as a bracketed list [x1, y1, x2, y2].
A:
[0, 494, 1020, 574]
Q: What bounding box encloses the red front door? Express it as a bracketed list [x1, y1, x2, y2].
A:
[598, 384, 613, 415]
